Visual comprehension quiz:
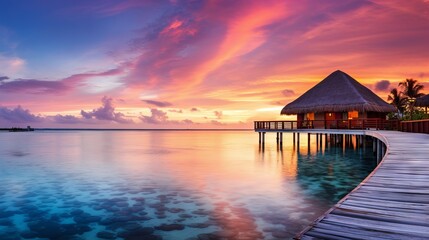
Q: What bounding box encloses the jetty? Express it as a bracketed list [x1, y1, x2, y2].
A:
[255, 70, 429, 238]
[254, 121, 429, 239]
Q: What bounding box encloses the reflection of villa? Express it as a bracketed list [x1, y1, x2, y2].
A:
[281, 70, 395, 129]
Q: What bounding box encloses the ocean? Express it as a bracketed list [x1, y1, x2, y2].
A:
[0, 130, 376, 239]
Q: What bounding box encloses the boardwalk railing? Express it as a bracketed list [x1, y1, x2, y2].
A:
[254, 119, 400, 131]
[400, 119, 429, 134]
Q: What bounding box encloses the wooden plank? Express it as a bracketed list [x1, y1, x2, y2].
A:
[340, 202, 429, 217]
[314, 222, 421, 240]
[331, 208, 429, 227]
[322, 214, 429, 237]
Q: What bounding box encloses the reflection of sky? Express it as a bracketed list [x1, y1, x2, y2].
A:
[0, 130, 375, 238]
[0, 1, 429, 128]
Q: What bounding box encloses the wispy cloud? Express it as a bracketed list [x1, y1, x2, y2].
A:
[52, 114, 84, 124]
[214, 110, 223, 119]
[282, 89, 295, 97]
[142, 100, 172, 107]
[0, 66, 127, 94]
[0, 78, 70, 94]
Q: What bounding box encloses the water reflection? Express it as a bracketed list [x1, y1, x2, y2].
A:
[0, 131, 375, 239]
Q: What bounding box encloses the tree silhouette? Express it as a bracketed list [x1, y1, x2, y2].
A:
[387, 88, 407, 117]
[398, 78, 424, 99]
[397, 78, 425, 119]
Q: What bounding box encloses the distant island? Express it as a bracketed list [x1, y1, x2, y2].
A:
[0, 126, 35, 132]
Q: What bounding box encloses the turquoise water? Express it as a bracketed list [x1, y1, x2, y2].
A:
[0, 130, 376, 239]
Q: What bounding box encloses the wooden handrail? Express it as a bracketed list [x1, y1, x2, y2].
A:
[400, 119, 429, 134]
[254, 119, 400, 131]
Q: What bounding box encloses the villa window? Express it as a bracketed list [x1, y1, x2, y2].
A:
[305, 112, 315, 120]
[348, 111, 359, 119]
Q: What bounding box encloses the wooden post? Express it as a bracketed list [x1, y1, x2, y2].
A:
[372, 137, 376, 153]
[316, 134, 319, 151]
[307, 133, 311, 154]
[261, 132, 266, 145]
[297, 133, 300, 146]
[325, 134, 328, 149]
[279, 132, 283, 146]
[293, 132, 296, 144]
[343, 134, 346, 150]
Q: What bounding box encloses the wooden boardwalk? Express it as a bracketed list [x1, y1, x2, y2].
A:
[298, 130, 429, 239]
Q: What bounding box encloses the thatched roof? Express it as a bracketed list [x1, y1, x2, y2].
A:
[415, 94, 429, 107]
[281, 70, 396, 114]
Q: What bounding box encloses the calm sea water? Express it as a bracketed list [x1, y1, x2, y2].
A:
[0, 130, 376, 239]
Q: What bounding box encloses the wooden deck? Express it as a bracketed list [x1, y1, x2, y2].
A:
[298, 130, 429, 239]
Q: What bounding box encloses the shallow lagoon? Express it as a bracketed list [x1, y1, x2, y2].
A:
[0, 130, 376, 239]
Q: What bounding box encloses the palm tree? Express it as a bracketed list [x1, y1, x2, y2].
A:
[398, 78, 424, 119]
[387, 88, 407, 117]
[398, 78, 424, 99]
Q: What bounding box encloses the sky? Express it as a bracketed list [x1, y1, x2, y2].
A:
[0, 0, 429, 128]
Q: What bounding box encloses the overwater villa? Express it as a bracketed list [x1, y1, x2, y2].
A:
[255, 70, 397, 130]
[281, 70, 396, 129]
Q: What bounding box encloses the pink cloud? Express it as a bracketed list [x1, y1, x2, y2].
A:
[0, 66, 127, 95]
[140, 108, 195, 125]
[139, 108, 168, 124]
[0, 105, 43, 124]
[81, 96, 133, 124]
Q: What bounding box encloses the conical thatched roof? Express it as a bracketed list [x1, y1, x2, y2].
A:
[281, 70, 396, 115]
[415, 94, 429, 107]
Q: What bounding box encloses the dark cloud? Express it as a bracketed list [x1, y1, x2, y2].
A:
[142, 99, 172, 107]
[374, 80, 390, 91]
[214, 111, 222, 119]
[0, 106, 43, 123]
[282, 89, 295, 97]
[190, 107, 199, 112]
[0, 76, 9, 81]
[139, 108, 168, 124]
[81, 96, 133, 124]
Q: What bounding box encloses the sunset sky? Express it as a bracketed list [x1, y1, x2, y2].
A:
[1, 0, 428, 128]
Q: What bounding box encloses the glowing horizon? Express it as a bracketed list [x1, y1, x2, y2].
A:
[1, 0, 428, 128]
